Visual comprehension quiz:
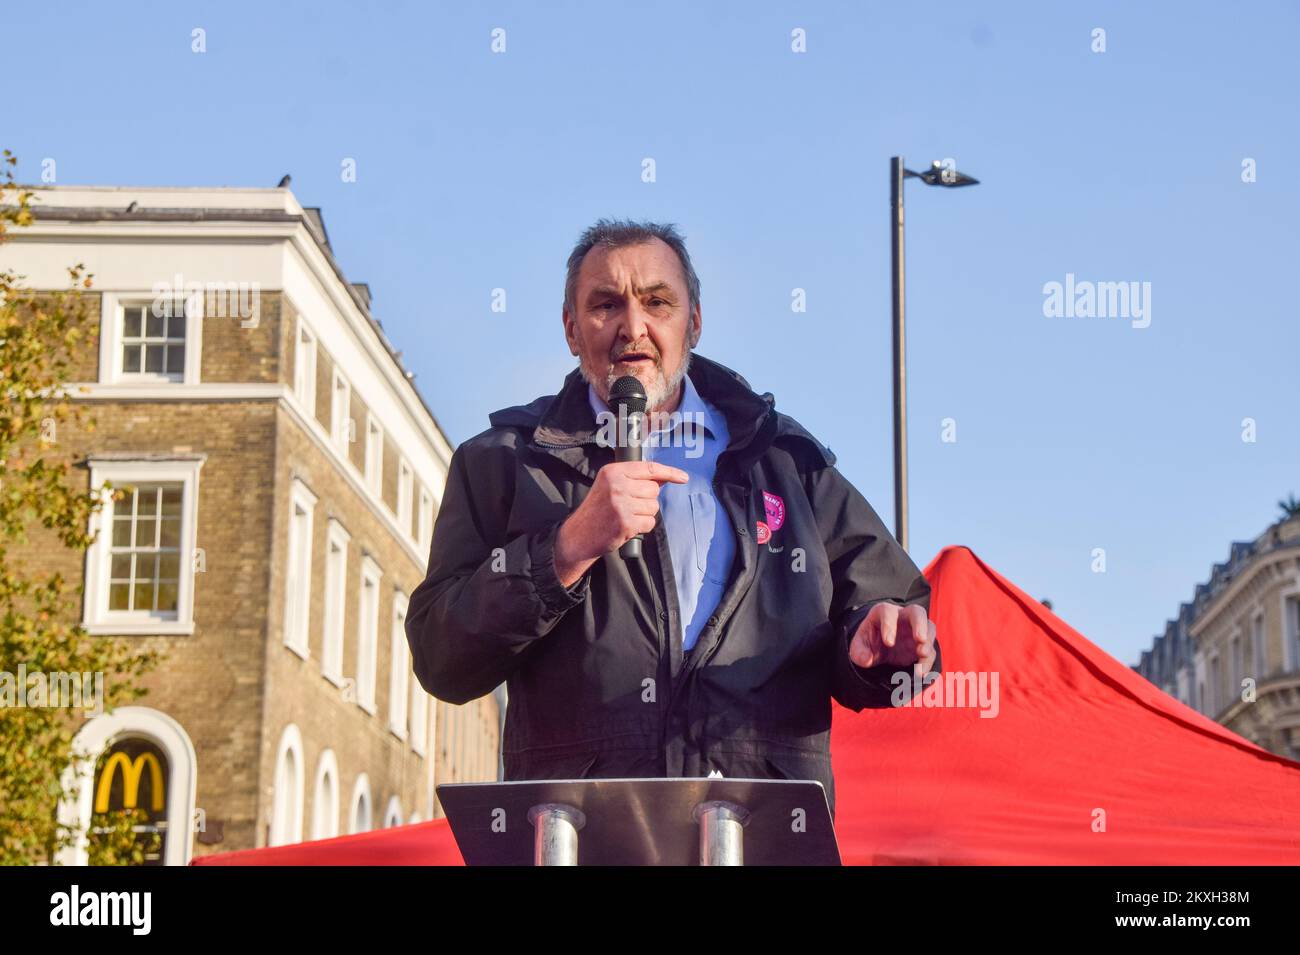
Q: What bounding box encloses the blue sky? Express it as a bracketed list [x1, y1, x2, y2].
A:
[7, 0, 1298, 665]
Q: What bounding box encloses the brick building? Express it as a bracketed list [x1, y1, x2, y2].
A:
[2, 185, 502, 864]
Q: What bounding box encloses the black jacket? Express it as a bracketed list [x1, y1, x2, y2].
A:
[406, 353, 940, 819]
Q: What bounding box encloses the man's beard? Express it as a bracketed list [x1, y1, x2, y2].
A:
[579, 343, 693, 414]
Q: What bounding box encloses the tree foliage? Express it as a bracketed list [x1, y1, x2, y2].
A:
[0, 150, 161, 865]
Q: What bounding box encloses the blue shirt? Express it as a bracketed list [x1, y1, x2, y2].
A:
[588, 374, 734, 652]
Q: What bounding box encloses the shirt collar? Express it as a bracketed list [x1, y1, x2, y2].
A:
[587, 372, 717, 441]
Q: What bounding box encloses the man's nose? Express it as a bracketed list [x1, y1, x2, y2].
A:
[616, 299, 651, 347]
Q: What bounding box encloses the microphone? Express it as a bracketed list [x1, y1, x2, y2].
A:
[609, 375, 648, 560]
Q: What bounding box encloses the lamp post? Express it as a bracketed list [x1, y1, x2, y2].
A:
[890, 157, 979, 552]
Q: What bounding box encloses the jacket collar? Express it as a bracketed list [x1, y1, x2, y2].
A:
[488, 352, 834, 478]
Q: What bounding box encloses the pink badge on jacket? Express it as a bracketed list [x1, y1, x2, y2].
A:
[762, 491, 785, 532]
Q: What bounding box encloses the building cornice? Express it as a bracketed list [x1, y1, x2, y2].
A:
[1189, 545, 1300, 638]
[7, 193, 456, 465]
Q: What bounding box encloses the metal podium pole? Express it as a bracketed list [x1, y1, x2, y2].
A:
[527, 803, 585, 866]
[693, 800, 751, 866]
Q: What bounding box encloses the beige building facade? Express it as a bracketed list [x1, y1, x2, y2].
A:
[1136, 514, 1300, 760]
[2, 185, 501, 863]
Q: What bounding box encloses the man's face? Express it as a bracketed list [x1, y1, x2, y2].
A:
[564, 238, 701, 414]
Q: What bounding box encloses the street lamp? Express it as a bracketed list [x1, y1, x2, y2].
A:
[890, 157, 979, 553]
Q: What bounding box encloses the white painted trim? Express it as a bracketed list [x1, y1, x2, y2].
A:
[1280, 581, 1300, 672]
[98, 291, 203, 385]
[283, 479, 318, 660]
[383, 795, 403, 828]
[1190, 549, 1300, 635]
[1228, 629, 1243, 697]
[397, 457, 414, 540]
[330, 366, 353, 454]
[1208, 652, 1222, 716]
[417, 485, 434, 559]
[69, 381, 287, 401]
[279, 239, 455, 463]
[364, 412, 384, 497]
[410, 671, 429, 759]
[1251, 609, 1267, 679]
[57, 706, 198, 866]
[389, 591, 410, 740]
[74, 376, 431, 574]
[357, 556, 383, 715]
[293, 316, 318, 413]
[349, 774, 372, 834]
[321, 519, 351, 685]
[83, 458, 204, 635]
[1192, 651, 1206, 715]
[12, 199, 454, 465]
[280, 390, 427, 570]
[82, 621, 196, 636]
[311, 749, 341, 840]
[269, 724, 305, 846]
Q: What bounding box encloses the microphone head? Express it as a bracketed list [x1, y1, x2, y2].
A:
[608, 375, 647, 415]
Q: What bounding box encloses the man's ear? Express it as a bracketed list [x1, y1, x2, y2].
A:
[689, 305, 702, 348]
[562, 309, 578, 356]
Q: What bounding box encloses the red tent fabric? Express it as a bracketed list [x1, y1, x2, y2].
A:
[193, 545, 1300, 866]
[834, 545, 1300, 864]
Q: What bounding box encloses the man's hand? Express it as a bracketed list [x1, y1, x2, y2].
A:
[848, 602, 937, 675]
[553, 460, 689, 587]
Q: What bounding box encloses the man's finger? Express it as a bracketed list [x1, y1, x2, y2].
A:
[850, 614, 880, 668]
[906, 604, 928, 649]
[625, 479, 673, 499]
[641, 461, 690, 484]
[878, 604, 897, 650]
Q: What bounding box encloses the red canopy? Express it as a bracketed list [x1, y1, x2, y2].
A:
[193, 545, 1300, 866]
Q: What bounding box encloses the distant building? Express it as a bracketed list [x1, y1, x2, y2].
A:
[2, 185, 501, 863]
[1135, 514, 1300, 760]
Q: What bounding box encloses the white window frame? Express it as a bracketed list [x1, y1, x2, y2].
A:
[57, 706, 198, 866]
[383, 795, 403, 829]
[293, 318, 317, 413]
[1281, 586, 1300, 673]
[417, 485, 434, 556]
[349, 774, 372, 834]
[269, 724, 305, 846]
[283, 479, 317, 659]
[1228, 632, 1243, 701]
[356, 555, 382, 714]
[99, 292, 203, 385]
[84, 457, 203, 636]
[364, 414, 384, 496]
[1208, 652, 1221, 715]
[1251, 611, 1266, 680]
[311, 750, 340, 841]
[321, 520, 350, 686]
[389, 592, 410, 739]
[397, 458, 414, 538]
[331, 368, 353, 453]
[410, 669, 429, 758]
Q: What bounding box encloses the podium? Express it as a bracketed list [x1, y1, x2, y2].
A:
[437, 777, 841, 865]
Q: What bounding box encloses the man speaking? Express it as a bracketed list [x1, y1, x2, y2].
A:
[406, 218, 940, 819]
